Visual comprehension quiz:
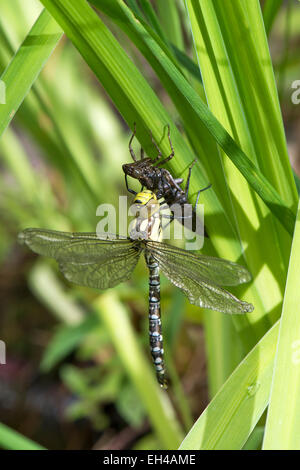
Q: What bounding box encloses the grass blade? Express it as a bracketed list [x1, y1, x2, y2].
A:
[263, 199, 300, 449]
[0, 423, 45, 450]
[185, 0, 296, 339]
[157, 0, 185, 51]
[0, 8, 62, 138]
[179, 321, 279, 449]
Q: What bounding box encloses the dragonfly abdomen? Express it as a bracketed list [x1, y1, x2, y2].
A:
[146, 252, 168, 389]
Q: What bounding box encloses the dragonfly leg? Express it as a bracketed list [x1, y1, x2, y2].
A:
[150, 130, 163, 163]
[184, 159, 197, 198]
[161, 207, 193, 232]
[156, 124, 175, 167]
[194, 183, 212, 211]
[124, 174, 137, 195]
[129, 122, 138, 162]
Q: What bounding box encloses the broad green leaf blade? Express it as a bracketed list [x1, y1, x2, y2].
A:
[0, 423, 45, 450]
[263, 199, 300, 450]
[0, 8, 62, 138]
[204, 310, 244, 397]
[179, 321, 279, 450]
[157, 0, 185, 51]
[170, 45, 202, 83]
[242, 426, 264, 450]
[185, 0, 296, 327]
[138, 0, 168, 43]
[293, 170, 300, 195]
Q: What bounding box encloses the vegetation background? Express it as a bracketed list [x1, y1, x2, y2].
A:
[0, 0, 299, 450]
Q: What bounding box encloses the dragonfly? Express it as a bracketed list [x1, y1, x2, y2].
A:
[18, 190, 254, 388]
[122, 124, 211, 235]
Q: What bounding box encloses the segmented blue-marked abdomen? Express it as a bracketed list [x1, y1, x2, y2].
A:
[146, 252, 168, 389]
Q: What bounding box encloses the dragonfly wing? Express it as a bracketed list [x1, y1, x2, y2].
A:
[19, 228, 133, 260]
[147, 241, 251, 286]
[147, 245, 253, 314]
[58, 250, 141, 289]
[19, 228, 142, 289]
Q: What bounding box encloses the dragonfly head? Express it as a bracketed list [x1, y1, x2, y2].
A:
[122, 158, 152, 177]
[123, 159, 158, 190]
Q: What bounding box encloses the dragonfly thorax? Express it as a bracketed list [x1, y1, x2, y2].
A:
[129, 190, 162, 242]
[133, 189, 157, 205]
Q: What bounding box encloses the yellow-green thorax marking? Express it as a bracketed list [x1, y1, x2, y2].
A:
[130, 190, 162, 243]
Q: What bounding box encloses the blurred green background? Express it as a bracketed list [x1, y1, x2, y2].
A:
[0, 0, 299, 450]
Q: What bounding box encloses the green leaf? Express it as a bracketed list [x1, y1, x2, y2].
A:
[263, 199, 300, 449]
[0, 8, 62, 138]
[293, 170, 300, 195]
[157, 0, 185, 51]
[185, 0, 297, 362]
[170, 44, 202, 83]
[138, 0, 168, 42]
[0, 423, 45, 450]
[186, 0, 297, 233]
[242, 426, 264, 450]
[179, 321, 279, 450]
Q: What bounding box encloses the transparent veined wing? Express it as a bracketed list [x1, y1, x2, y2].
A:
[18, 228, 133, 260]
[147, 242, 254, 314]
[19, 228, 142, 289]
[147, 241, 251, 286]
[58, 250, 142, 289]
